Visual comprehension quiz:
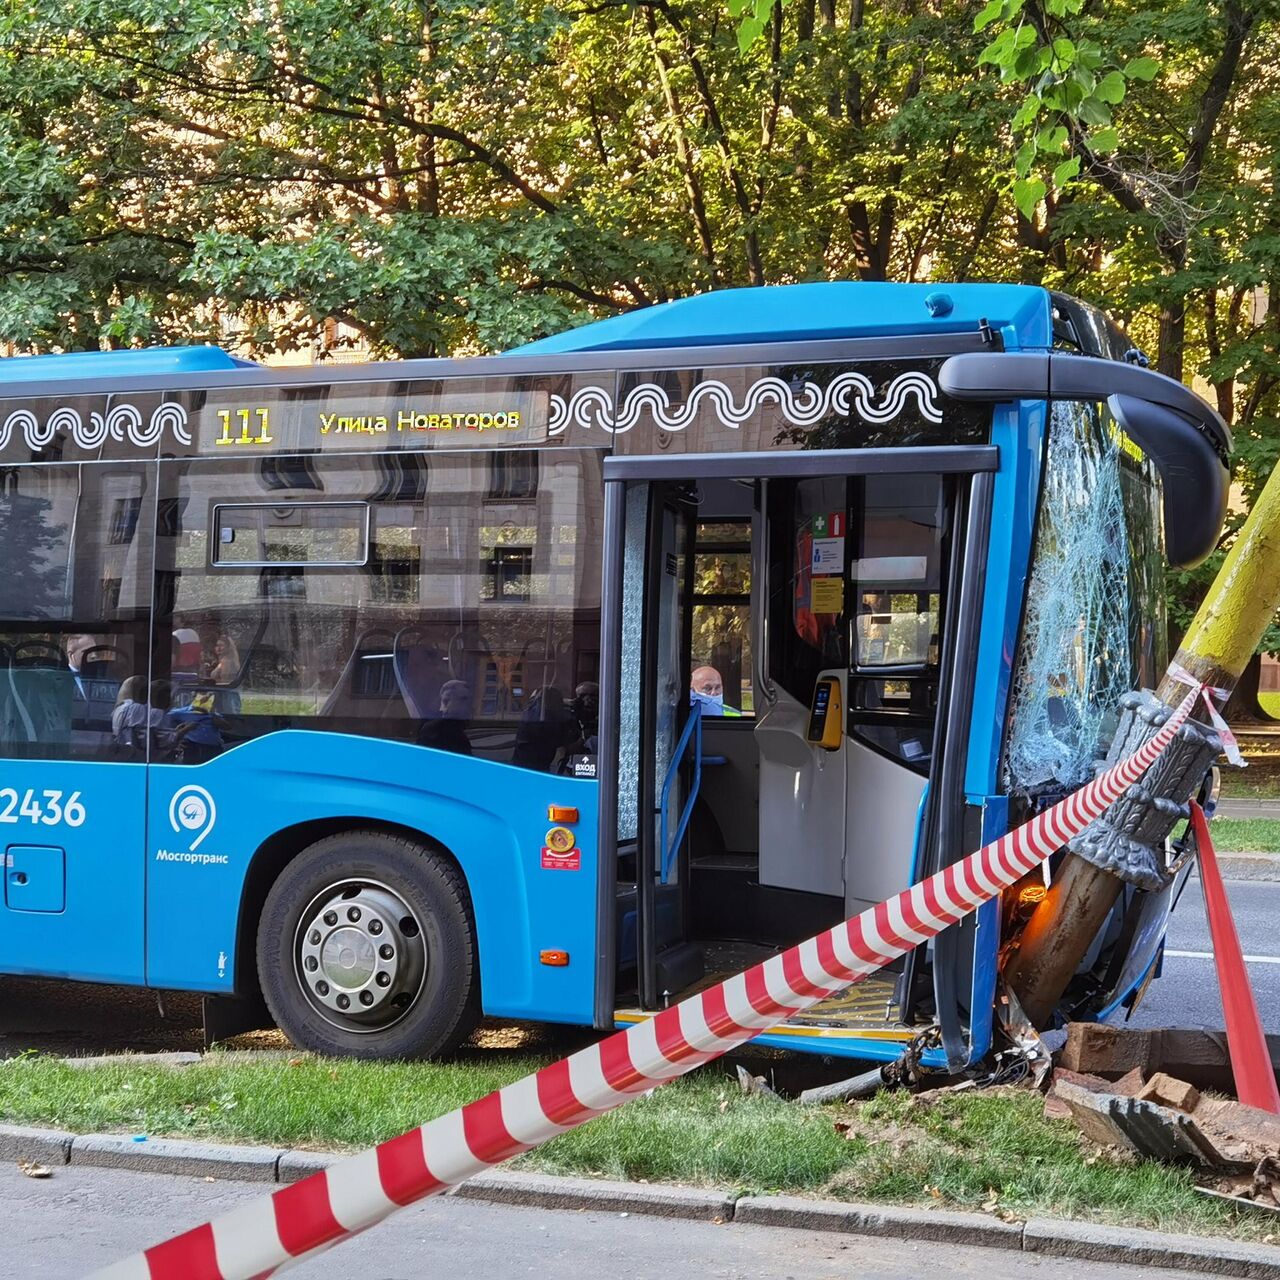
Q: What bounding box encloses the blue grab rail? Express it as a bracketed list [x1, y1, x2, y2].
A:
[659, 708, 702, 884]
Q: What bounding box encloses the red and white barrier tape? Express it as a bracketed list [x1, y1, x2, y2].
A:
[92, 688, 1201, 1280]
[1168, 661, 1245, 767]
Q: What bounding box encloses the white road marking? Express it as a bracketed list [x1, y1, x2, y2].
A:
[1165, 948, 1280, 965]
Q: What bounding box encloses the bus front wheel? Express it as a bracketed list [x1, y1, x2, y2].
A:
[257, 831, 478, 1060]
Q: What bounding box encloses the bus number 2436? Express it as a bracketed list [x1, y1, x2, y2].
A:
[0, 790, 86, 827]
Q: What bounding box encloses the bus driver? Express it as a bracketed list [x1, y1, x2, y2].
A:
[690, 665, 741, 717]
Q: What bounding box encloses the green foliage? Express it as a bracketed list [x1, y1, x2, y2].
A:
[973, 0, 1162, 217]
[0, 0, 1276, 648]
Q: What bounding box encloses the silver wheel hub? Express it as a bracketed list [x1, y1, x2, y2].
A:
[294, 880, 427, 1032]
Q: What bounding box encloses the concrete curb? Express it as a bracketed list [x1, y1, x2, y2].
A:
[1212, 854, 1280, 883]
[69, 1133, 284, 1182]
[456, 1170, 733, 1221]
[0, 1124, 75, 1166]
[3, 1124, 1279, 1276]
[732, 1194, 1022, 1249]
[1023, 1217, 1280, 1277]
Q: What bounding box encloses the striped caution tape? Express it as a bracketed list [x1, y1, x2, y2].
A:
[92, 687, 1201, 1280]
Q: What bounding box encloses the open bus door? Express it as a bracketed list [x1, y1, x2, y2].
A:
[599, 447, 998, 1066]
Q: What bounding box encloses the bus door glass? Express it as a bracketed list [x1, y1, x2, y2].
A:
[759, 470, 962, 1021]
[0, 461, 153, 984]
[756, 477, 850, 899]
[615, 483, 696, 1007]
[760, 473, 951, 912]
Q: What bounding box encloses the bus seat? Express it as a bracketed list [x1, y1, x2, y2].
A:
[393, 631, 448, 720]
[1, 661, 73, 746]
[77, 644, 129, 679]
[13, 642, 68, 669]
[319, 629, 396, 716]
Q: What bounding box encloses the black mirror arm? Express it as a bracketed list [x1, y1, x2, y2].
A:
[938, 351, 1231, 461]
[937, 351, 1231, 570]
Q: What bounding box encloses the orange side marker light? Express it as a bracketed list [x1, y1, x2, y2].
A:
[547, 805, 579, 824]
[540, 950, 570, 967]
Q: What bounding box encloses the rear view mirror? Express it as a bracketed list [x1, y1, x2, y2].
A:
[938, 351, 1230, 568]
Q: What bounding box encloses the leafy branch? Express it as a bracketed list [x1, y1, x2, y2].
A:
[974, 0, 1159, 219]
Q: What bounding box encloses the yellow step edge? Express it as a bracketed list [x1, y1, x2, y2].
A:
[613, 1010, 916, 1042]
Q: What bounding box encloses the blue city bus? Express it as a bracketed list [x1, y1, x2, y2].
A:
[0, 283, 1229, 1070]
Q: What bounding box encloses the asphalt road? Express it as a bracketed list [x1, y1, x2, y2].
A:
[0, 1163, 1222, 1280]
[1127, 875, 1280, 1032]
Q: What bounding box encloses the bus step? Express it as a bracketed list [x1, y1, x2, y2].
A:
[656, 942, 705, 998]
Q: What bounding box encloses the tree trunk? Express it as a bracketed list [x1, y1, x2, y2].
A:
[1157, 300, 1186, 382]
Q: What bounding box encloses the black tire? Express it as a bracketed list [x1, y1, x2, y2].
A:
[257, 830, 479, 1060]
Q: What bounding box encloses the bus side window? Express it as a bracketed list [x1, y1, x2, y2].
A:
[153, 450, 602, 773]
[0, 463, 153, 761]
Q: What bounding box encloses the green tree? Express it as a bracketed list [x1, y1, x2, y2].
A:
[2, 0, 1279, 666]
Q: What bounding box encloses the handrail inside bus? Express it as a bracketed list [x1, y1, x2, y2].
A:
[659, 709, 702, 885]
[753, 478, 778, 710]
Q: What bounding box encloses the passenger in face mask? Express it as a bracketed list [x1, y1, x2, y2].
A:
[690, 665, 741, 717]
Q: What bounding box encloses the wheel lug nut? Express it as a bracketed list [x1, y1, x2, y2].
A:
[336, 994, 350, 1010]
[347, 906, 361, 922]
[376, 972, 391, 987]
[369, 920, 383, 935]
[309, 929, 321, 945]
[304, 956, 318, 972]
[323, 911, 338, 926]
[359, 991, 374, 1006]
[316, 980, 329, 996]
[379, 944, 394, 960]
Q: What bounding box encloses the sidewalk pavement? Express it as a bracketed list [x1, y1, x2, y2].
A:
[3, 1123, 1279, 1279]
[1216, 797, 1280, 820]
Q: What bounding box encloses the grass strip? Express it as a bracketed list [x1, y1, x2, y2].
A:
[1209, 817, 1280, 854]
[0, 1054, 1275, 1242]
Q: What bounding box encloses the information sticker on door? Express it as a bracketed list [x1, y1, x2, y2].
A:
[810, 577, 844, 613]
[542, 846, 582, 871]
[811, 537, 844, 575]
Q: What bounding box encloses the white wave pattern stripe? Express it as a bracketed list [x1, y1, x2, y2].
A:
[0, 409, 36, 450]
[548, 371, 943, 436]
[7, 402, 192, 451]
[151, 403, 192, 446]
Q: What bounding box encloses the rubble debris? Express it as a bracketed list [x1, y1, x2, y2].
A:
[1197, 1157, 1280, 1213]
[1049, 1063, 1280, 1177]
[1044, 1066, 1143, 1120]
[1051, 1080, 1234, 1167]
[735, 1064, 781, 1100]
[1058, 1022, 1280, 1094]
[1192, 1097, 1280, 1163]
[1138, 1072, 1200, 1113]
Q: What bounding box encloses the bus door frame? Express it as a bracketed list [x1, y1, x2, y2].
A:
[594, 445, 999, 1032]
[898, 466, 995, 1067]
